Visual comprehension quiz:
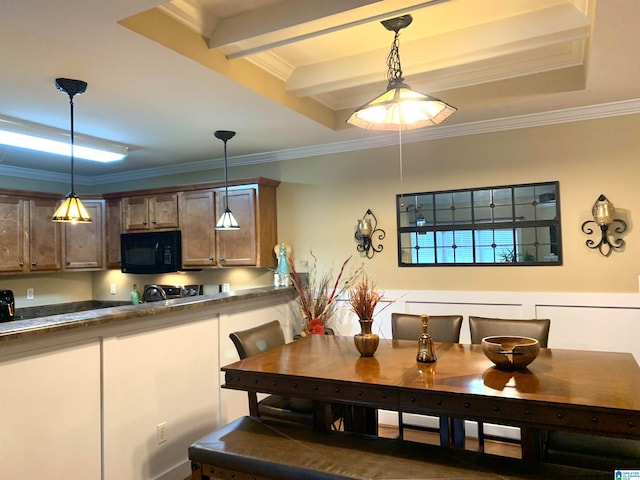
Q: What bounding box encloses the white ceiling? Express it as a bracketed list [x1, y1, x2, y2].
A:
[1, 0, 639, 185]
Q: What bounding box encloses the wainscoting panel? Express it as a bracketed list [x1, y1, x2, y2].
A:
[535, 304, 640, 359]
[330, 290, 640, 360]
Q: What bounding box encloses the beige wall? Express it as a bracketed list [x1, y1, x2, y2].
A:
[247, 114, 640, 293]
[2, 114, 639, 300]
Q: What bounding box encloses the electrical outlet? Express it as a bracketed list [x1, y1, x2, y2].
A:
[26, 288, 34, 300]
[157, 422, 167, 444]
[110, 283, 117, 295]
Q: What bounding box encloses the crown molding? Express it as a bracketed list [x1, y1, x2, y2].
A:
[2, 98, 639, 186]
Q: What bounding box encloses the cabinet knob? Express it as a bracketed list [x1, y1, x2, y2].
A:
[219, 257, 225, 262]
[19, 262, 24, 267]
[143, 220, 147, 225]
[151, 220, 156, 224]
[31, 262, 37, 266]
[208, 256, 214, 261]
[66, 260, 71, 265]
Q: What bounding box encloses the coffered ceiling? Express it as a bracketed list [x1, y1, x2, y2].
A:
[1, 0, 639, 184]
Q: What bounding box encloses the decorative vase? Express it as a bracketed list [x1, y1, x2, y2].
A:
[354, 319, 379, 357]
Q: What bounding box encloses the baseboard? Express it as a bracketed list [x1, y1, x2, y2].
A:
[153, 459, 191, 480]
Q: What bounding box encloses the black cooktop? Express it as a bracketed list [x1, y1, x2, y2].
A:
[142, 284, 204, 302]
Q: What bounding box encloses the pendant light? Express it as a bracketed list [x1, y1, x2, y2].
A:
[52, 77, 92, 223]
[347, 15, 456, 131]
[214, 130, 239, 230]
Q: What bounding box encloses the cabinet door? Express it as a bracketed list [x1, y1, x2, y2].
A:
[216, 188, 257, 266]
[123, 194, 179, 231]
[180, 190, 216, 267]
[106, 198, 122, 269]
[123, 196, 150, 231]
[150, 193, 179, 229]
[63, 200, 105, 270]
[29, 198, 62, 272]
[0, 196, 26, 273]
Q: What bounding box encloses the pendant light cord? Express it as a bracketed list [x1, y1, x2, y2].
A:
[387, 30, 404, 85]
[398, 128, 404, 204]
[223, 139, 229, 210]
[68, 94, 76, 195]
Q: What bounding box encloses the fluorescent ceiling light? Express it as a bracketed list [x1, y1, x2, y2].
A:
[0, 115, 127, 162]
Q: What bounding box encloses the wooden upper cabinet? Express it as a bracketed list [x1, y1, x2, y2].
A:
[63, 200, 105, 270]
[216, 183, 278, 268]
[28, 198, 62, 272]
[216, 188, 257, 266]
[179, 190, 217, 267]
[123, 193, 178, 231]
[0, 195, 27, 273]
[106, 198, 122, 269]
[0, 177, 279, 275]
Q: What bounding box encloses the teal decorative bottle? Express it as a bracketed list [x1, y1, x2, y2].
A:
[275, 243, 290, 286]
[130, 284, 140, 305]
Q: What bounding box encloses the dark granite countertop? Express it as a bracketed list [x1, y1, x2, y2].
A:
[0, 286, 296, 343]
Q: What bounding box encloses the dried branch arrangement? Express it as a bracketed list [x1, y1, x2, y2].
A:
[347, 275, 383, 320]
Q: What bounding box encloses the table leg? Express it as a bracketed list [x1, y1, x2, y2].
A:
[439, 417, 465, 448]
[343, 405, 378, 435]
[520, 427, 543, 461]
[313, 401, 334, 430]
[448, 417, 466, 448]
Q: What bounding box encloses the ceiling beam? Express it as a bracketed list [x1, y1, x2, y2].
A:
[209, 0, 380, 52]
[285, 4, 590, 97]
[209, 0, 448, 58]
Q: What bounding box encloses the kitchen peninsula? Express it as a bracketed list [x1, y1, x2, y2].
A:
[0, 286, 298, 480]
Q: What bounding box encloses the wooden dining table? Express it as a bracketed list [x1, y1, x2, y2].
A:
[222, 335, 640, 461]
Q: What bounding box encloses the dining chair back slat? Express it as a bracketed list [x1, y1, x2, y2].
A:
[469, 316, 550, 347]
[392, 313, 463, 343]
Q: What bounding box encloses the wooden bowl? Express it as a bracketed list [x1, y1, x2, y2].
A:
[481, 336, 540, 371]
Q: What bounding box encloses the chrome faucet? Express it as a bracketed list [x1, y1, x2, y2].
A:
[141, 285, 167, 303]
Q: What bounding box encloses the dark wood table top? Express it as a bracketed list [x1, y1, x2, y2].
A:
[222, 335, 640, 440]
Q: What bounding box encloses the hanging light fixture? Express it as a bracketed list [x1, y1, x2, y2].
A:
[214, 130, 239, 230]
[347, 14, 456, 131]
[52, 77, 92, 223]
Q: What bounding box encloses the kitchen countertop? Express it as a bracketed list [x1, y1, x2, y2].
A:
[0, 286, 296, 343]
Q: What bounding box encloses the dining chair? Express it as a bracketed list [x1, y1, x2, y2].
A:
[229, 320, 316, 427]
[468, 315, 551, 452]
[391, 313, 463, 445]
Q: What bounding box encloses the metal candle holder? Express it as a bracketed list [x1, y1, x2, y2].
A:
[355, 209, 385, 259]
[581, 194, 627, 257]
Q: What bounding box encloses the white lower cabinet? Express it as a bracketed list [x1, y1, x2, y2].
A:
[0, 293, 296, 480]
[0, 340, 102, 480]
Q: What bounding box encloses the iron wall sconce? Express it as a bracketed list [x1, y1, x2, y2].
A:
[581, 194, 627, 257]
[355, 209, 385, 259]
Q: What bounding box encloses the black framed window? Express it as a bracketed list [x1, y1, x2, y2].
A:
[397, 181, 561, 266]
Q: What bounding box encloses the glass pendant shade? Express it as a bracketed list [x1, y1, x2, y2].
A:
[347, 14, 455, 131]
[592, 194, 615, 225]
[52, 193, 92, 223]
[347, 82, 456, 131]
[215, 207, 240, 230]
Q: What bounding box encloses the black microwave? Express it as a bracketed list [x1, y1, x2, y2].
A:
[120, 230, 182, 274]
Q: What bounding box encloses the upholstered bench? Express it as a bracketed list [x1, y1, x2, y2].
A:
[544, 430, 640, 471]
[189, 416, 610, 480]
